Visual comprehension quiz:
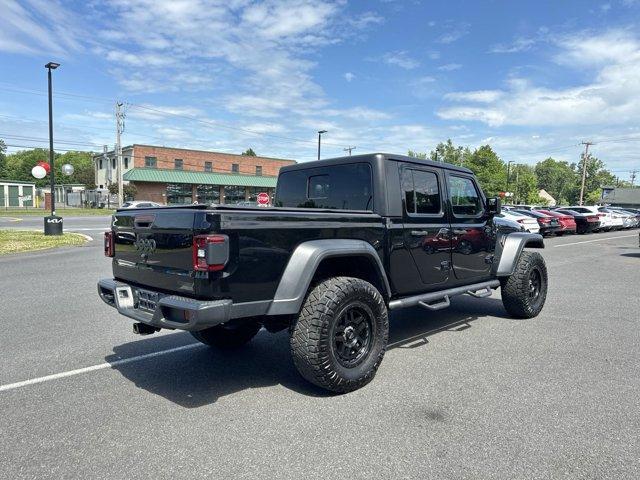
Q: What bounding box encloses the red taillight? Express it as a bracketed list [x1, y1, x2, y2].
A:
[193, 234, 228, 272]
[538, 218, 550, 224]
[587, 216, 598, 222]
[597, 213, 605, 218]
[104, 231, 115, 257]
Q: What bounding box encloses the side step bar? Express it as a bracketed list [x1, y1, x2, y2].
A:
[388, 280, 501, 311]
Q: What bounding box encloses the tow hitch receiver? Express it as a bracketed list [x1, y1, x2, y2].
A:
[133, 323, 160, 335]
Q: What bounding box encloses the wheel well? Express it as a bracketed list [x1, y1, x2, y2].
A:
[310, 255, 388, 300]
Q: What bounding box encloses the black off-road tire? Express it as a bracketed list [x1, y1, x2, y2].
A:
[190, 320, 261, 349]
[290, 277, 389, 393]
[500, 251, 548, 319]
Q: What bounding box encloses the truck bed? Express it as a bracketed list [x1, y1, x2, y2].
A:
[111, 206, 385, 303]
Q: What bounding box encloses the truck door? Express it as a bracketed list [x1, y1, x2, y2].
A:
[445, 173, 494, 280]
[401, 165, 451, 287]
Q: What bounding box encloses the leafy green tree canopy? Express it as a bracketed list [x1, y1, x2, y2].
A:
[241, 148, 257, 156]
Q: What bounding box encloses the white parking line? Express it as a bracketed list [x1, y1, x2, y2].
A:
[0, 343, 203, 393]
[554, 234, 637, 248]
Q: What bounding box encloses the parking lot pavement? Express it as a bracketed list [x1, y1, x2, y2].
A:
[1, 230, 639, 479]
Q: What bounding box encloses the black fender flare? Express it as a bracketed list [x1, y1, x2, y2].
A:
[493, 232, 544, 277]
[267, 239, 391, 316]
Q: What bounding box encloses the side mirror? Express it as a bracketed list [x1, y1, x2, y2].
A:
[486, 197, 501, 215]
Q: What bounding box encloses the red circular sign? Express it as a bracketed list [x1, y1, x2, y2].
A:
[257, 192, 270, 205]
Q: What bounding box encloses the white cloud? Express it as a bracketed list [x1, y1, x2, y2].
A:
[444, 90, 503, 103]
[128, 104, 204, 121]
[490, 37, 537, 54]
[489, 27, 549, 54]
[381, 50, 420, 69]
[344, 72, 356, 82]
[0, 0, 81, 55]
[437, 63, 462, 71]
[439, 29, 640, 128]
[437, 22, 470, 44]
[348, 11, 384, 29]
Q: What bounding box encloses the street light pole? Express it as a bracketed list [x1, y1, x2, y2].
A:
[317, 130, 327, 161]
[44, 62, 61, 235]
[506, 160, 514, 204]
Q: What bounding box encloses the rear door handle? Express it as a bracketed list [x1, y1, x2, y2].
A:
[411, 230, 431, 236]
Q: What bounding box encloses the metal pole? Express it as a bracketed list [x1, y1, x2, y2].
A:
[317, 130, 327, 161]
[116, 102, 124, 207]
[47, 66, 55, 216]
[579, 142, 593, 206]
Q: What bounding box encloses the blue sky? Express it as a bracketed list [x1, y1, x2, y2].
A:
[1, 0, 640, 180]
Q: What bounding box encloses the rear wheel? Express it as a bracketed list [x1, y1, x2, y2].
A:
[290, 277, 389, 393]
[190, 320, 261, 349]
[501, 251, 548, 319]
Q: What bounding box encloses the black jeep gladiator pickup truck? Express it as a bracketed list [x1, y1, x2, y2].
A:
[99, 153, 547, 393]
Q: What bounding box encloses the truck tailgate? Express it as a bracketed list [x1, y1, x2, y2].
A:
[111, 208, 209, 295]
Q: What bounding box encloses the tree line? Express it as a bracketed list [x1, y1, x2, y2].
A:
[0, 137, 630, 206]
[0, 140, 96, 188]
[409, 139, 631, 205]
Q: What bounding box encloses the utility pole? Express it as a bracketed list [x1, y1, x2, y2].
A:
[579, 141, 593, 205]
[115, 101, 126, 207]
[631, 169, 637, 187]
[344, 146, 356, 156]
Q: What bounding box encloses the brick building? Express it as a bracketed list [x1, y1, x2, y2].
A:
[93, 144, 295, 205]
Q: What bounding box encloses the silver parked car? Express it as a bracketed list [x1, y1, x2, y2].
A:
[120, 201, 162, 209]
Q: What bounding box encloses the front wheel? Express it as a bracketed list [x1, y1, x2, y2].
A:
[290, 277, 389, 393]
[500, 251, 548, 319]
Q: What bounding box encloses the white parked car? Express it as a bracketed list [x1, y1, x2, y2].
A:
[497, 210, 540, 234]
[608, 207, 639, 228]
[567, 206, 614, 231]
[120, 201, 162, 209]
[597, 207, 625, 230]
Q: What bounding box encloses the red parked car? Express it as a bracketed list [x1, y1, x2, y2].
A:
[537, 209, 577, 235]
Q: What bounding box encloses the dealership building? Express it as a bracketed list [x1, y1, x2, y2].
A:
[93, 144, 296, 205]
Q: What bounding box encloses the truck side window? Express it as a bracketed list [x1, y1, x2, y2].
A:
[448, 176, 483, 216]
[402, 169, 440, 215]
[275, 163, 373, 210]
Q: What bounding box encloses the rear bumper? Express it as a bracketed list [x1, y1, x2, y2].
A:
[97, 278, 233, 331]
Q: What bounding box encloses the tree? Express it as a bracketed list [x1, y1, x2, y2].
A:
[429, 139, 470, 166]
[465, 145, 506, 197]
[57, 151, 96, 188]
[511, 164, 539, 204]
[108, 182, 137, 200]
[576, 154, 616, 205]
[407, 150, 428, 159]
[241, 148, 257, 157]
[534, 158, 577, 205]
[3, 148, 51, 187]
[3, 148, 97, 188]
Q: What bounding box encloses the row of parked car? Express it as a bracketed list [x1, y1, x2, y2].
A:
[498, 205, 640, 236]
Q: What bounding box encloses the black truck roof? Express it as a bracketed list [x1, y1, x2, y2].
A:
[278, 153, 474, 175]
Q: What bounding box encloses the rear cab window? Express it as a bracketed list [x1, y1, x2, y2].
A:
[401, 168, 442, 215]
[447, 175, 484, 217]
[275, 163, 373, 210]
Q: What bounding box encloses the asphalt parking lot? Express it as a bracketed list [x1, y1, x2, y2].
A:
[1, 228, 639, 479]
